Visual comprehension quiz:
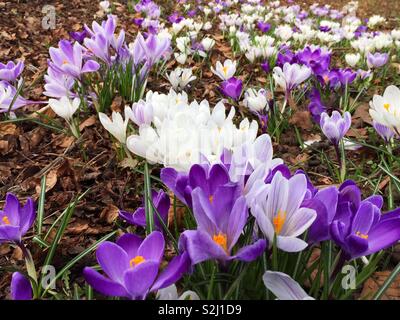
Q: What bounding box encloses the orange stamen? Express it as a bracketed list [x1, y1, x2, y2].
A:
[2, 216, 10, 225]
[273, 210, 287, 235]
[129, 255, 145, 268]
[213, 233, 228, 253]
[356, 231, 369, 239]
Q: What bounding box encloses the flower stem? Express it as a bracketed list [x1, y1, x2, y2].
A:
[272, 234, 278, 270]
[18, 242, 38, 298]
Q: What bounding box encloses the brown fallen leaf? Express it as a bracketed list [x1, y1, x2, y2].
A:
[289, 110, 313, 130]
[353, 103, 372, 125]
[100, 204, 120, 224]
[79, 116, 97, 131]
[0, 123, 18, 136]
[35, 169, 58, 194]
[361, 271, 400, 300]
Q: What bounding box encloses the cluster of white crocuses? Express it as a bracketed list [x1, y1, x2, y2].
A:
[129, 90, 258, 171]
[166, 67, 197, 91]
[98, 89, 258, 172]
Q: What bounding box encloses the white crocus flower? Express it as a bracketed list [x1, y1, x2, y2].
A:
[99, 108, 130, 144]
[166, 67, 196, 91]
[369, 85, 400, 136]
[345, 53, 361, 67]
[157, 284, 200, 300]
[48, 96, 80, 123]
[174, 52, 187, 65]
[243, 88, 269, 114]
[201, 37, 215, 51]
[49, 96, 81, 138]
[99, 1, 110, 12]
[211, 59, 237, 80]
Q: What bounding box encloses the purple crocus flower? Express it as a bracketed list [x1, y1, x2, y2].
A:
[337, 68, 357, 86]
[276, 49, 295, 67]
[273, 63, 311, 96]
[331, 182, 400, 260]
[295, 46, 331, 75]
[161, 163, 231, 209]
[219, 77, 242, 100]
[69, 30, 88, 44]
[119, 190, 170, 231]
[137, 33, 171, 67]
[49, 40, 100, 79]
[261, 61, 270, 73]
[373, 120, 395, 143]
[168, 12, 183, 24]
[84, 34, 112, 66]
[0, 193, 35, 244]
[11, 272, 32, 300]
[308, 88, 327, 123]
[187, 9, 197, 17]
[320, 111, 351, 145]
[249, 171, 317, 252]
[305, 186, 339, 243]
[83, 231, 190, 300]
[0, 81, 42, 113]
[178, 183, 266, 265]
[43, 65, 76, 99]
[133, 17, 144, 27]
[367, 52, 389, 69]
[0, 61, 24, 82]
[354, 25, 367, 38]
[257, 21, 271, 33]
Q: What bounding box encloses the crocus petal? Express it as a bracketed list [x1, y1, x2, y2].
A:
[116, 233, 143, 258]
[179, 230, 228, 265]
[0, 225, 21, 243]
[364, 218, 400, 256]
[4, 193, 21, 225]
[138, 231, 165, 263]
[284, 207, 316, 238]
[119, 209, 140, 226]
[19, 198, 36, 235]
[151, 252, 190, 292]
[123, 260, 159, 299]
[191, 188, 217, 235]
[96, 241, 129, 283]
[263, 271, 313, 300]
[83, 267, 128, 298]
[82, 60, 100, 73]
[11, 272, 33, 300]
[277, 236, 308, 252]
[226, 196, 248, 251]
[233, 239, 267, 262]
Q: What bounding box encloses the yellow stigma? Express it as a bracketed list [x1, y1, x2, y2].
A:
[129, 255, 145, 268]
[222, 66, 229, 76]
[62, 59, 68, 65]
[323, 75, 330, 83]
[2, 216, 10, 225]
[213, 233, 228, 252]
[356, 231, 369, 239]
[384, 103, 390, 111]
[273, 210, 287, 235]
[209, 195, 214, 204]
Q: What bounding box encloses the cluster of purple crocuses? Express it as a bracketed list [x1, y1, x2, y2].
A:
[0, 60, 41, 113]
[44, 14, 170, 109]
